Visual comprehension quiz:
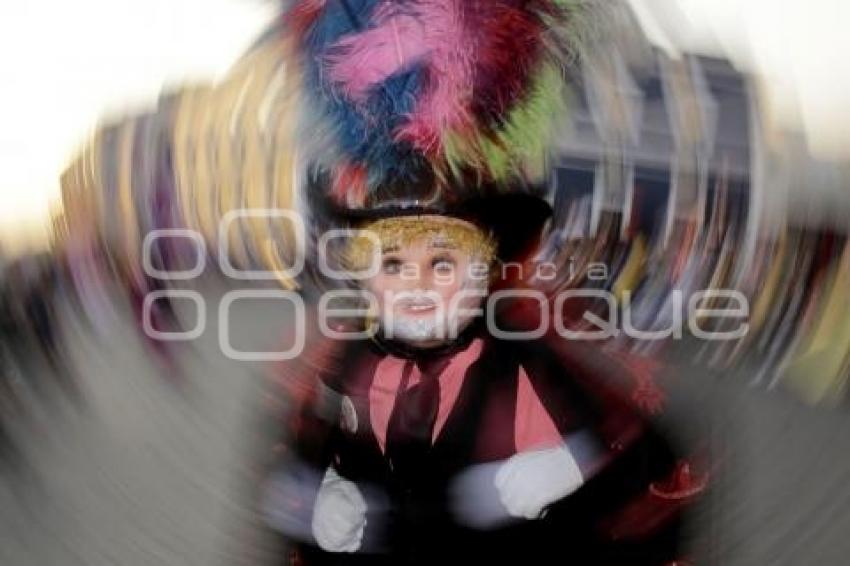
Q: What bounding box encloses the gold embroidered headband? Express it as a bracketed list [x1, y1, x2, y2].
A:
[345, 215, 497, 273]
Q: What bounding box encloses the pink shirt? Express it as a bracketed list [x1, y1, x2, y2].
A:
[369, 338, 563, 454]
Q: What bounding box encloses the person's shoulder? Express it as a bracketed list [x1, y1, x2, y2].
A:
[314, 335, 385, 391]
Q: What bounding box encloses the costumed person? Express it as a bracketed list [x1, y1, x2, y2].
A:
[263, 164, 699, 566]
[260, 1, 705, 564]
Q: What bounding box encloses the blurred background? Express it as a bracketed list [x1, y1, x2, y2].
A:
[0, 0, 849, 564]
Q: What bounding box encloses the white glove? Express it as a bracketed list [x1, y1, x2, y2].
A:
[494, 445, 584, 520]
[311, 466, 367, 553]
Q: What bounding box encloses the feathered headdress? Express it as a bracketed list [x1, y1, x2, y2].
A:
[285, 0, 589, 210]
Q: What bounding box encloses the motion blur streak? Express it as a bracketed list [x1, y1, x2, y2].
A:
[0, 1, 848, 565]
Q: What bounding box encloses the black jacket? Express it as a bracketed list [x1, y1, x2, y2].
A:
[278, 329, 697, 566]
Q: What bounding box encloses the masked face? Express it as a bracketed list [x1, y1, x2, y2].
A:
[360, 217, 493, 348]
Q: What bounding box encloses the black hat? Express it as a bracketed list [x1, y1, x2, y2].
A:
[307, 163, 553, 262]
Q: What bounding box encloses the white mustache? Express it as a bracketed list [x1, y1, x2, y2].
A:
[391, 292, 441, 309]
[398, 299, 438, 309]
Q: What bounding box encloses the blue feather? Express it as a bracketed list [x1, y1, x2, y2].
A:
[305, 0, 381, 51]
[298, 0, 440, 194]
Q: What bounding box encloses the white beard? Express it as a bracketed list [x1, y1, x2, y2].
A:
[381, 309, 479, 346]
[383, 314, 444, 344]
[377, 279, 488, 347]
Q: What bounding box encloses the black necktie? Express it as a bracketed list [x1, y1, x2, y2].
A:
[385, 356, 451, 485]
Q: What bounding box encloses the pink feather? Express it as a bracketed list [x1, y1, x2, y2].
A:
[324, 4, 430, 101]
[324, 1, 476, 154]
[332, 162, 369, 207]
[391, 0, 475, 153]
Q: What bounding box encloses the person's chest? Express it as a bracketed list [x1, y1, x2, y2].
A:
[331, 338, 562, 482]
